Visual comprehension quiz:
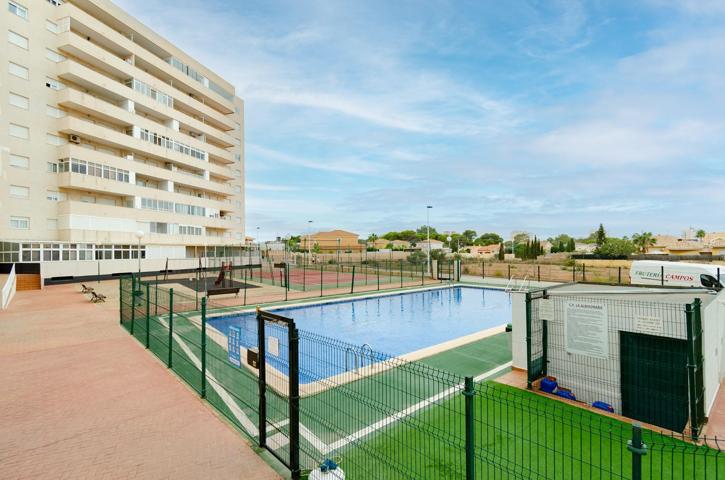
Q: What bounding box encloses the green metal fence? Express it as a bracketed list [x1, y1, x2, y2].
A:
[525, 289, 708, 439]
[119, 275, 722, 479]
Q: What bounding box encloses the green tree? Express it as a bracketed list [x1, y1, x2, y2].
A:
[461, 230, 477, 245]
[498, 243, 505, 260]
[382, 231, 399, 241]
[696, 229, 706, 239]
[596, 238, 636, 257]
[367, 233, 378, 243]
[595, 224, 607, 248]
[312, 243, 321, 254]
[430, 249, 447, 262]
[398, 230, 417, 242]
[406, 251, 427, 265]
[631, 231, 656, 254]
[416, 225, 438, 241]
[567, 238, 575, 252]
[475, 232, 503, 246]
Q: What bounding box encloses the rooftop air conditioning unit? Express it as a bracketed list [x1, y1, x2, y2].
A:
[69, 134, 81, 144]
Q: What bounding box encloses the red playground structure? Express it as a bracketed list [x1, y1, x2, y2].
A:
[215, 262, 233, 287]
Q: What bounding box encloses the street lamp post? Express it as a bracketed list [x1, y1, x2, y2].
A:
[135, 230, 144, 274]
[426, 206, 433, 273]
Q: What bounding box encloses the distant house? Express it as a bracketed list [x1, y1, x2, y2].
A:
[390, 240, 411, 249]
[574, 242, 597, 254]
[415, 239, 444, 251]
[369, 239, 390, 250]
[464, 244, 500, 258]
[300, 230, 363, 252]
[666, 241, 705, 256]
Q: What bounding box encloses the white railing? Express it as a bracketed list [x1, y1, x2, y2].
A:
[2, 264, 17, 310]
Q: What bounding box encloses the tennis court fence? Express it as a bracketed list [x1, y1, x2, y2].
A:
[119, 274, 722, 479]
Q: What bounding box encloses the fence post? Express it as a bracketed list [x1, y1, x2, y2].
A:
[200, 297, 207, 399]
[302, 263, 306, 292]
[464, 376, 475, 480]
[350, 266, 356, 294]
[537, 265, 541, 282]
[289, 323, 301, 480]
[627, 422, 647, 480]
[508, 264, 511, 280]
[377, 264, 380, 290]
[421, 263, 424, 286]
[582, 264, 586, 282]
[525, 292, 533, 389]
[660, 266, 664, 286]
[685, 299, 702, 439]
[618, 266, 622, 285]
[119, 277, 123, 324]
[572, 262, 576, 282]
[399, 261, 403, 288]
[320, 265, 323, 297]
[257, 308, 267, 448]
[155, 273, 158, 315]
[130, 275, 136, 335]
[145, 283, 150, 348]
[168, 288, 174, 368]
[482, 260, 485, 279]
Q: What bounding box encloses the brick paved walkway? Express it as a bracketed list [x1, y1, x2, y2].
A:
[0, 284, 281, 479]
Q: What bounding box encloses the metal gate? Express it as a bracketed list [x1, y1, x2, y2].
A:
[526, 290, 547, 386]
[620, 332, 689, 432]
[257, 309, 300, 480]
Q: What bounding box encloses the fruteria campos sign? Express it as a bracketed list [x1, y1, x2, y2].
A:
[228, 326, 241, 367]
[565, 301, 609, 359]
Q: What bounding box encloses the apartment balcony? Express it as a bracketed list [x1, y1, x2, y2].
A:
[58, 116, 234, 180]
[57, 201, 235, 231]
[56, 170, 233, 213]
[56, 4, 236, 119]
[56, 60, 236, 147]
[57, 87, 234, 164]
[58, 144, 235, 198]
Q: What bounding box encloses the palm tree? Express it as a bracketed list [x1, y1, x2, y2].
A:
[696, 229, 706, 240]
[632, 232, 656, 254]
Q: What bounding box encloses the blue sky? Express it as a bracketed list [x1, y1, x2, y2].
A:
[118, 0, 725, 241]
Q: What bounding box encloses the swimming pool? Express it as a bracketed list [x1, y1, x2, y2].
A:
[208, 286, 511, 383]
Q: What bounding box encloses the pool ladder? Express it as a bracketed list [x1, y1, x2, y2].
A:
[345, 343, 375, 373]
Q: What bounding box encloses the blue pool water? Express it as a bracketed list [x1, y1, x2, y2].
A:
[208, 286, 510, 383]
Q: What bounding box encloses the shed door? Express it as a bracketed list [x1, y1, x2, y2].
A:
[620, 332, 689, 432]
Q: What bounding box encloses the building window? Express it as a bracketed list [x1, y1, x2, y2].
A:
[47, 162, 58, 172]
[149, 222, 168, 234]
[46, 133, 67, 145]
[45, 77, 65, 90]
[9, 92, 29, 109]
[10, 154, 29, 168]
[233, 185, 241, 193]
[47, 219, 58, 230]
[45, 48, 66, 63]
[46, 105, 65, 118]
[10, 216, 29, 229]
[10, 185, 29, 198]
[9, 61, 28, 79]
[46, 190, 64, 201]
[8, 1, 28, 19]
[178, 225, 202, 236]
[8, 30, 28, 49]
[9, 123, 29, 139]
[125, 78, 173, 108]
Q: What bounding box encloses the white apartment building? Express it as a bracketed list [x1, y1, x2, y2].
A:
[1, 0, 246, 280]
